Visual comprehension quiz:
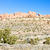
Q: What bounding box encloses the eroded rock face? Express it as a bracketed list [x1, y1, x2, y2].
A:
[28, 11, 37, 17]
[28, 11, 36, 15]
[3, 13, 9, 19]
[0, 11, 50, 19]
[38, 14, 44, 17]
[14, 12, 28, 18]
[44, 15, 50, 17]
[0, 14, 3, 19]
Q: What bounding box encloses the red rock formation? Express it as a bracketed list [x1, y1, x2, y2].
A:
[0, 11, 50, 19]
[0, 14, 3, 19]
[44, 14, 50, 17]
[28, 11, 36, 15]
[3, 13, 9, 19]
[14, 12, 28, 18]
[38, 14, 44, 17]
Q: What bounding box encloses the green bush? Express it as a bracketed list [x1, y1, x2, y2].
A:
[43, 37, 50, 44]
[0, 28, 18, 45]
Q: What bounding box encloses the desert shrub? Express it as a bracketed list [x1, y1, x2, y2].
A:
[47, 21, 50, 24]
[34, 34, 37, 36]
[43, 37, 50, 44]
[0, 28, 18, 45]
[28, 38, 37, 45]
[34, 38, 40, 41]
[25, 38, 37, 45]
[7, 35, 18, 45]
[32, 29, 35, 32]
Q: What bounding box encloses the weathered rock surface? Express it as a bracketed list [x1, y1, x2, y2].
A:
[0, 11, 50, 19]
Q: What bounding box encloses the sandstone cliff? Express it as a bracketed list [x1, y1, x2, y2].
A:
[0, 11, 50, 19]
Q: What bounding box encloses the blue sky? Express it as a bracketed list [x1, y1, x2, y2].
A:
[0, 0, 50, 15]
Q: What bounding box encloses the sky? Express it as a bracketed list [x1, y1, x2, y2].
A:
[0, 0, 50, 15]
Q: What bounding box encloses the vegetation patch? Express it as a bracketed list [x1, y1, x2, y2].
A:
[0, 28, 18, 45]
